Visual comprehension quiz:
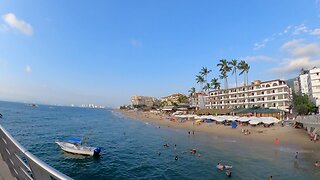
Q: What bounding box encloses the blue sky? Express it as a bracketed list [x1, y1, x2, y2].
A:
[1, 0, 320, 107]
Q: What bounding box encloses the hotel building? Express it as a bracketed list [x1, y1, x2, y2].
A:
[307, 67, 320, 112]
[205, 79, 291, 112]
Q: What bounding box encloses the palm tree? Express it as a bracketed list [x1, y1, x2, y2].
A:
[203, 83, 212, 93]
[210, 78, 221, 109]
[238, 60, 246, 86]
[200, 67, 212, 84]
[196, 75, 205, 92]
[238, 60, 250, 108]
[244, 63, 250, 86]
[188, 87, 196, 97]
[228, 59, 238, 88]
[217, 59, 231, 89]
[210, 78, 221, 90]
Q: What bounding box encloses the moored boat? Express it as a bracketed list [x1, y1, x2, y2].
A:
[56, 138, 101, 157]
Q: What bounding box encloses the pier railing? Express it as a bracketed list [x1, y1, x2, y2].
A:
[0, 124, 72, 180]
[296, 115, 320, 125]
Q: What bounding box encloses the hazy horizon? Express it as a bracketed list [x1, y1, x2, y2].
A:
[1, 0, 320, 107]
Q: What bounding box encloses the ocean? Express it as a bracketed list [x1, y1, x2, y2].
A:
[0, 101, 319, 180]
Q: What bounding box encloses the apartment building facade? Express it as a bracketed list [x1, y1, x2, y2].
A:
[205, 79, 291, 112]
[131, 96, 159, 107]
[299, 73, 309, 95]
[307, 67, 320, 112]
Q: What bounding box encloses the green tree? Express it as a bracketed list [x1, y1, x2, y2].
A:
[210, 78, 221, 90]
[200, 67, 212, 84]
[228, 59, 238, 87]
[188, 87, 196, 97]
[177, 94, 188, 104]
[238, 60, 250, 86]
[217, 59, 231, 89]
[196, 75, 205, 92]
[203, 82, 212, 93]
[293, 93, 317, 115]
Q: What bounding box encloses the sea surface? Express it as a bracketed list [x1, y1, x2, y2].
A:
[0, 101, 319, 180]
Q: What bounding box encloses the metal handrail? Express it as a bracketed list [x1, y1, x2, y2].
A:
[0, 124, 72, 180]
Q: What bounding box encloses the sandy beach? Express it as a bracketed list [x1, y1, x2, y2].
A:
[116, 109, 320, 150]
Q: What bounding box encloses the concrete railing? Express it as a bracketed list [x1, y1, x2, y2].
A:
[0, 124, 72, 180]
[296, 115, 320, 125]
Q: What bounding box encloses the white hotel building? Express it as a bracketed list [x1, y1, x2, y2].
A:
[307, 67, 320, 112]
[205, 79, 291, 112]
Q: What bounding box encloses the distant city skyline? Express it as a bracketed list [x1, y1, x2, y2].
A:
[1, 0, 320, 107]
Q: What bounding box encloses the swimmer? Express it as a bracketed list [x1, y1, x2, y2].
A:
[225, 170, 232, 177]
[197, 153, 201, 157]
[315, 161, 320, 167]
[158, 152, 161, 156]
[163, 144, 169, 148]
[175, 156, 178, 161]
[216, 163, 224, 170]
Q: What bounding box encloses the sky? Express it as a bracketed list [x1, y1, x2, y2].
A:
[1, 0, 320, 107]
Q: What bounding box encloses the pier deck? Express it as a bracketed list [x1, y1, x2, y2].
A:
[0, 153, 15, 180]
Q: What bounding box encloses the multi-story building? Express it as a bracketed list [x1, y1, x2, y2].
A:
[161, 93, 186, 105]
[189, 92, 207, 110]
[307, 67, 320, 112]
[131, 96, 159, 107]
[299, 73, 309, 95]
[293, 78, 300, 95]
[205, 79, 291, 112]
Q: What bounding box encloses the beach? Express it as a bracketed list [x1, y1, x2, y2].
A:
[117, 109, 320, 150]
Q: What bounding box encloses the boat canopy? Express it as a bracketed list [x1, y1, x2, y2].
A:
[68, 138, 82, 143]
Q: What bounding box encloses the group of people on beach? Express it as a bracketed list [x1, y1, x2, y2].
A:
[241, 128, 251, 135]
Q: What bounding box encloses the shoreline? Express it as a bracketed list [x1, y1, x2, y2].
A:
[115, 109, 320, 150]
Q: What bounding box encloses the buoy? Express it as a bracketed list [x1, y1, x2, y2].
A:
[274, 138, 279, 145]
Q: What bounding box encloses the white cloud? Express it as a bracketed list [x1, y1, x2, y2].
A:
[253, 38, 273, 50]
[281, 40, 320, 57]
[292, 24, 310, 35]
[272, 40, 320, 74]
[278, 25, 292, 36]
[281, 39, 302, 49]
[130, 39, 142, 47]
[2, 13, 33, 36]
[240, 55, 274, 62]
[25, 65, 32, 73]
[272, 57, 320, 74]
[310, 28, 320, 35]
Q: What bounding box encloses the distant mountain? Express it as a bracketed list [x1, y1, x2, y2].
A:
[285, 78, 296, 89]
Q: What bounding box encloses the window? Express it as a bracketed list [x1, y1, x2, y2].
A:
[272, 83, 278, 86]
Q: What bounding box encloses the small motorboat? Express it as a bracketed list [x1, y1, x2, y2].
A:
[56, 138, 101, 157]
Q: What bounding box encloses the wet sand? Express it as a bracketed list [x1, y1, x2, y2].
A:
[116, 109, 320, 150]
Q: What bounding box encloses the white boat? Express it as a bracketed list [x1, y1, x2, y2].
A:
[56, 138, 101, 156]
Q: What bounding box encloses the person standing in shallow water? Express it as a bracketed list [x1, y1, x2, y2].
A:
[295, 152, 299, 159]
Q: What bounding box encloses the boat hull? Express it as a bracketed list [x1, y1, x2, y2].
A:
[56, 142, 99, 156]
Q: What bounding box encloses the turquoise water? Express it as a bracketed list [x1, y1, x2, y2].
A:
[0, 101, 319, 179]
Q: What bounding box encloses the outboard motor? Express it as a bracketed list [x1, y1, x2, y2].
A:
[93, 147, 101, 157]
